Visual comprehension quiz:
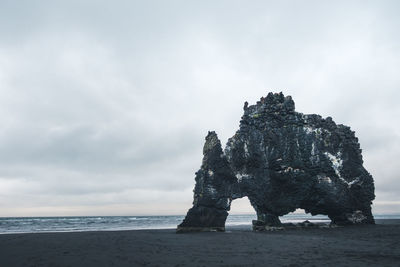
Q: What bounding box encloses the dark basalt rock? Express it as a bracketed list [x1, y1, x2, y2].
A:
[177, 92, 375, 232]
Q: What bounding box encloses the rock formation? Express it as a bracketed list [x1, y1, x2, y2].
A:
[177, 92, 375, 232]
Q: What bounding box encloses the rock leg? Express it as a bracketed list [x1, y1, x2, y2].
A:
[329, 209, 374, 225]
[177, 206, 228, 233]
[177, 132, 236, 233]
[252, 212, 282, 231]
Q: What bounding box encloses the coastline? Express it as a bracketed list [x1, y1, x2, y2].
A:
[0, 217, 397, 235]
[0, 219, 399, 266]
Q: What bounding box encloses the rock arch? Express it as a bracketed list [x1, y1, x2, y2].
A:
[177, 93, 375, 232]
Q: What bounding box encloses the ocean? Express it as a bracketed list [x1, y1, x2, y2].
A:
[0, 214, 398, 234]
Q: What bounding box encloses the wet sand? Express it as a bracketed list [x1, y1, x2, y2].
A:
[0, 220, 399, 267]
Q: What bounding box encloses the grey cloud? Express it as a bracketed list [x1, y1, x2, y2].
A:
[0, 0, 399, 216]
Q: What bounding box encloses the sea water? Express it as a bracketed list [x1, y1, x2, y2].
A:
[0, 214, 398, 234]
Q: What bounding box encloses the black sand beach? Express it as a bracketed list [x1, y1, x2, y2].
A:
[1, 220, 399, 267]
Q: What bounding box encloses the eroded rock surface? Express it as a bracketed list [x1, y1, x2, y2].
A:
[177, 93, 375, 232]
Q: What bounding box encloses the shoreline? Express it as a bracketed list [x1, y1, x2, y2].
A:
[1, 220, 399, 266]
[0, 218, 397, 236]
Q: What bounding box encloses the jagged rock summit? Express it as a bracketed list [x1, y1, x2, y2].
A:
[177, 92, 375, 232]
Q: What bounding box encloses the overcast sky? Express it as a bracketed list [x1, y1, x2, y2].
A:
[0, 0, 399, 217]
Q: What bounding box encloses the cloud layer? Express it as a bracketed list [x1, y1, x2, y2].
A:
[0, 0, 399, 216]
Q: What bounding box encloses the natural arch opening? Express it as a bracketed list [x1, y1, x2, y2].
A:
[280, 209, 330, 224]
[225, 197, 256, 229]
